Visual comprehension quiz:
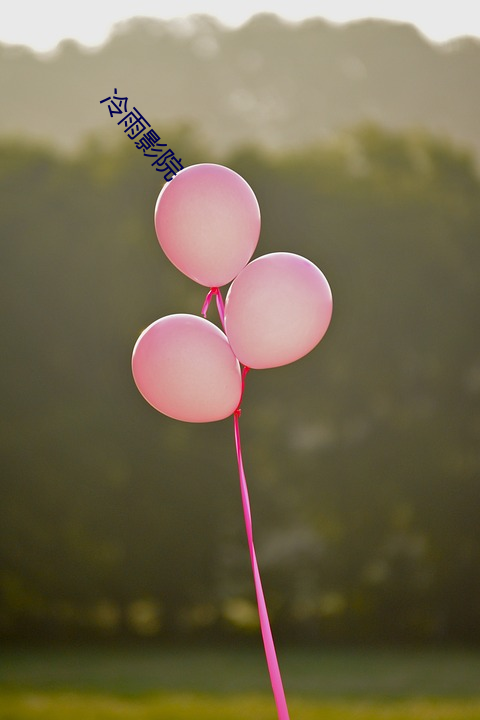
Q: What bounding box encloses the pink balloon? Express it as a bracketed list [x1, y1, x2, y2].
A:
[132, 314, 242, 422]
[224, 252, 333, 370]
[154, 163, 260, 287]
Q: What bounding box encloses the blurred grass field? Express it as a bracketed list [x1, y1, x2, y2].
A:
[2, 693, 480, 720]
[1, 645, 480, 719]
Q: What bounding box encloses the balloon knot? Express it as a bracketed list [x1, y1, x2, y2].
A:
[234, 408, 242, 418]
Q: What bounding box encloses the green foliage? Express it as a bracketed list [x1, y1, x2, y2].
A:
[1, 125, 479, 644]
[2, 15, 480, 162]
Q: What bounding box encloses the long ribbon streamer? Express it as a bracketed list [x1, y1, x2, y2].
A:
[234, 405, 290, 720]
[202, 287, 290, 720]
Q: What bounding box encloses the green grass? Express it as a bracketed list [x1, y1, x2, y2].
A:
[2, 693, 480, 720]
[1, 645, 480, 719]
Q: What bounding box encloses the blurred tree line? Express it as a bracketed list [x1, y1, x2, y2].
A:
[0, 124, 479, 645]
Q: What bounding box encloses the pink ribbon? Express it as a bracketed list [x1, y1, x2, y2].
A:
[201, 287, 226, 332]
[234, 407, 290, 720]
[203, 288, 290, 720]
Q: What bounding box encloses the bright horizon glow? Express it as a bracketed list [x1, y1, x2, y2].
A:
[1, 1, 480, 52]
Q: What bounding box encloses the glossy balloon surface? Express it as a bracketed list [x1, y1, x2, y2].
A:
[154, 163, 260, 287]
[132, 314, 242, 422]
[224, 252, 333, 369]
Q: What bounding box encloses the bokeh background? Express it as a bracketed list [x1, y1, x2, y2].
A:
[1, 2, 480, 656]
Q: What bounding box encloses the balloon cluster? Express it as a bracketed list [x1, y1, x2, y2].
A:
[131, 163, 333, 720]
[132, 163, 333, 422]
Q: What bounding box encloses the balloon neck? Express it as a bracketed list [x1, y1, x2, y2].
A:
[201, 287, 218, 318]
[202, 287, 226, 331]
[200, 288, 249, 412]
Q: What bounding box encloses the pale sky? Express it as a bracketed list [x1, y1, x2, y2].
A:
[1, 0, 480, 52]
